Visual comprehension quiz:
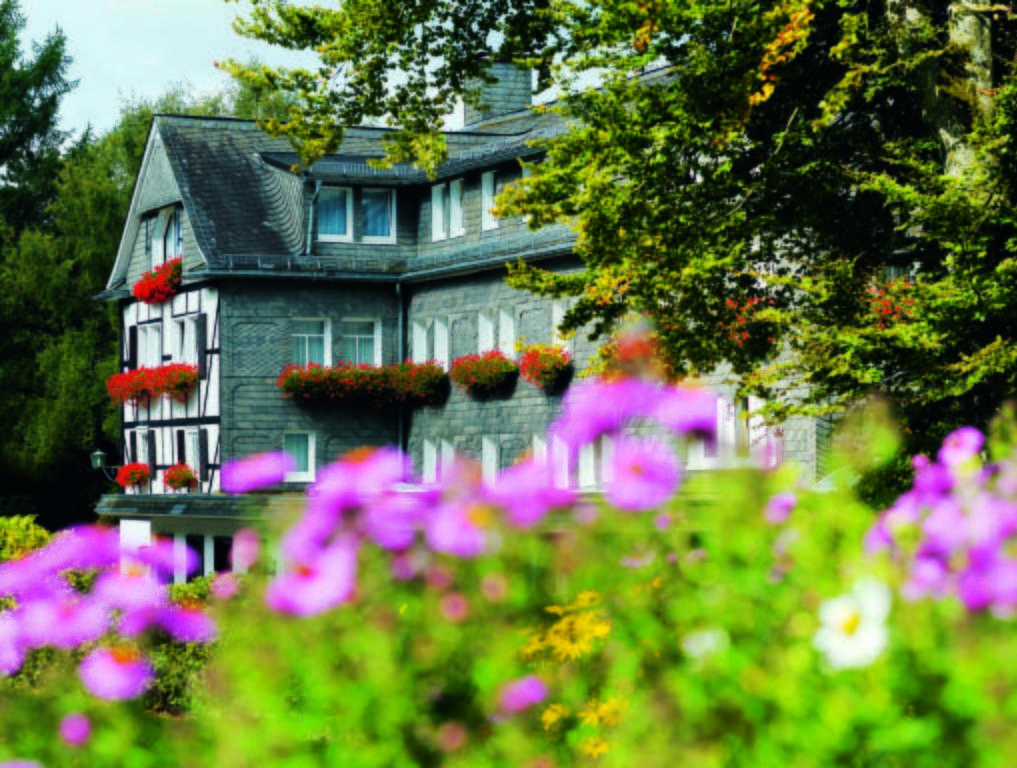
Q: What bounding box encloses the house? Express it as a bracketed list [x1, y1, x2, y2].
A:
[95, 63, 826, 581]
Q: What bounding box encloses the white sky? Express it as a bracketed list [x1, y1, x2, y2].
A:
[22, 0, 316, 136]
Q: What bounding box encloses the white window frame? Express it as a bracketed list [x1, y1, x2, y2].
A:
[186, 429, 200, 470]
[176, 316, 198, 364]
[160, 207, 182, 266]
[481, 171, 499, 231]
[283, 432, 316, 483]
[423, 439, 438, 483]
[150, 215, 166, 269]
[579, 434, 614, 490]
[497, 308, 515, 357]
[340, 317, 381, 366]
[292, 318, 332, 367]
[411, 319, 428, 364]
[316, 186, 354, 243]
[481, 437, 498, 482]
[449, 178, 465, 237]
[138, 324, 162, 368]
[478, 309, 496, 353]
[687, 397, 733, 470]
[439, 438, 456, 481]
[360, 188, 397, 245]
[434, 317, 449, 369]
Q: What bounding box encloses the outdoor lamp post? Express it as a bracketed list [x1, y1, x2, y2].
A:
[90, 449, 119, 481]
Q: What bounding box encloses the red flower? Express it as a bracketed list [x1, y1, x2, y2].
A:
[106, 364, 198, 405]
[164, 463, 198, 490]
[277, 362, 448, 407]
[132, 257, 182, 305]
[116, 463, 150, 488]
[519, 344, 574, 395]
[449, 351, 518, 398]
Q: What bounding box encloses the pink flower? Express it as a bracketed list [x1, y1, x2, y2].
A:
[652, 386, 719, 439]
[551, 378, 663, 449]
[0, 613, 25, 675]
[497, 675, 548, 714]
[266, 536, 359, 617]
[606, 438, 681, 511]
[59, 713, 91, 747]
[439, 593, 469, 622]
[485, 460, 577, 529]
[79, 646, 154, 701]
[18, 596, 108, 650]
[938, 427, 984, 467]
[425, 500, 489, 558]
[230, 528, 260, 571]
[221, 452, 295, 494]
[211, 573, 239, 600]
[764, 492, 796, 525]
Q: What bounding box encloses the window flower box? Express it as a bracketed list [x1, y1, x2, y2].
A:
[520, 344, 574, 395]
[107, 364, 199, 405]
[277, 362, 449, 408]
[116, 463, 150, 488]
[132, 257, 182, 305]
[164, 463, 198, 491]
[449, 351, 519, 399]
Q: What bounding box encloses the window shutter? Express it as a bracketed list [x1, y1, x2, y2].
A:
[129, 432, 137, 464]
[147, 430, 157, 479]
[127, 326, 137, 371]
[431, 185, 445, 240]
[176, 430, 186, 464]
[198, 429, 209, 482]
[195, 313, 208, 380]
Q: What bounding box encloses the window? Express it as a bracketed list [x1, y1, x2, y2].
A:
[292, 319, 330, 367]
[316, 187, 352, 242]
[579, 435, 613, 490]
[423, 439, 437, 482]
[411, 319, 428, 363]
[440, 439, 456, 481]
[431, 179, 464, 241]
[497, 308, 515, 357]
[138, 324, 162, 367]
[361, 188, 396, 243]
[341, 319, 380, 365]
[283, 432, 316, 482]
[434, 317, 449, 368]
[482, 171, 499, 230]
[551, 301, 568, 349]
[163, 207, 182, 264]
[478, 310, 496, 352]
[482, 437, 498, 482]
[176, 317, 197, 364]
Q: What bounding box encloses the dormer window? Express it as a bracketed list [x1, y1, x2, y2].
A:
[316, 187, 352, 242]
[161, 206, 182, 264]
[150, 206, 182, 269]
[361, 188, 396, 244]
[431, 179, 464, 241]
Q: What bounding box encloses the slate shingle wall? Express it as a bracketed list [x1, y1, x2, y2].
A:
[464, 61, 533, 128]
[405, 257, 596, 474]
[219, 280, 401, 486]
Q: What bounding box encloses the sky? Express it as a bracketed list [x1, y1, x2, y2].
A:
[22, 0, 315, 137]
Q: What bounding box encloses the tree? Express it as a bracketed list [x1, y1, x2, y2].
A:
[227, 1, 1017, 463]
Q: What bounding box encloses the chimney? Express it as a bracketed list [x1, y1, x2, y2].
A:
[463, 59, 533, 129]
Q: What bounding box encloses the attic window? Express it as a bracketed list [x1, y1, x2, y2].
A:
[316, 187, 352, 242]
[361, 188, 396, 244]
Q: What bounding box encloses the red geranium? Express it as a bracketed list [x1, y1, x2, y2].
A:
[277, 362, 448, 408]
[116, 463, 150, 488]
[449, 351, 519, 399]
[107, 364, 199, 405]
[164, 463, 198, 490]
[520, 344, 574, 395]
[132, 257, 182, 305]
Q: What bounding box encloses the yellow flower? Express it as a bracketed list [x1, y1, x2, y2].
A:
[541, 703, 570, 732]
[579, 696, 627, 728]
[579, 737, 611, 760]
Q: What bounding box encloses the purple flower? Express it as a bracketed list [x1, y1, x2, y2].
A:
[605, 438, 681, 511]
[425, 500, 490, 558]
[360, 488, 433, 551]
[0, 613, 25, 675]
[0, 762, 44, 768]
[120, 604, 217, 643]
[938, 427, 984, 467]
[230, 528, 260, 571]
[221, 452, 295, 494]
[652, 386, 719, 439]
[79, 646, 154, 701]
[551, 378, 663, 449]
[266, 535, 359, 617]
[59, 713, 91, 747]
[211, 573, 239, 600]
[764, 492, 796, 525]
[18, 596, 108, 650]
[92, 567, 167, 613]
[497, 675, 548, 714]
[485, 460, 577, 529]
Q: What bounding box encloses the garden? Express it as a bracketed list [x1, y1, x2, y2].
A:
[4, 346, 1017, 767]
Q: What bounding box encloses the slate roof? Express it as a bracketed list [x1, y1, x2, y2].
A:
[153, 111, 574, 273]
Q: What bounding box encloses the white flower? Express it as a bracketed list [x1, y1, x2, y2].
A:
[681, 628, 729, 660]
[813, 578, 891, 670]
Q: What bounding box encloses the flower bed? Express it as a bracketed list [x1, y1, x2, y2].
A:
[132, 257, 182, 305]
[164, 464, 198, 491]
[115, 462, 150, 488]
[107, 364, 199, 405]
[519, 343, 574, 395]
[277, 361, 448, 408]
[449, 350, 519, 399]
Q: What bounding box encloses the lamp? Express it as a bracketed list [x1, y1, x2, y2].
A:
[90, 449, 119, 481]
